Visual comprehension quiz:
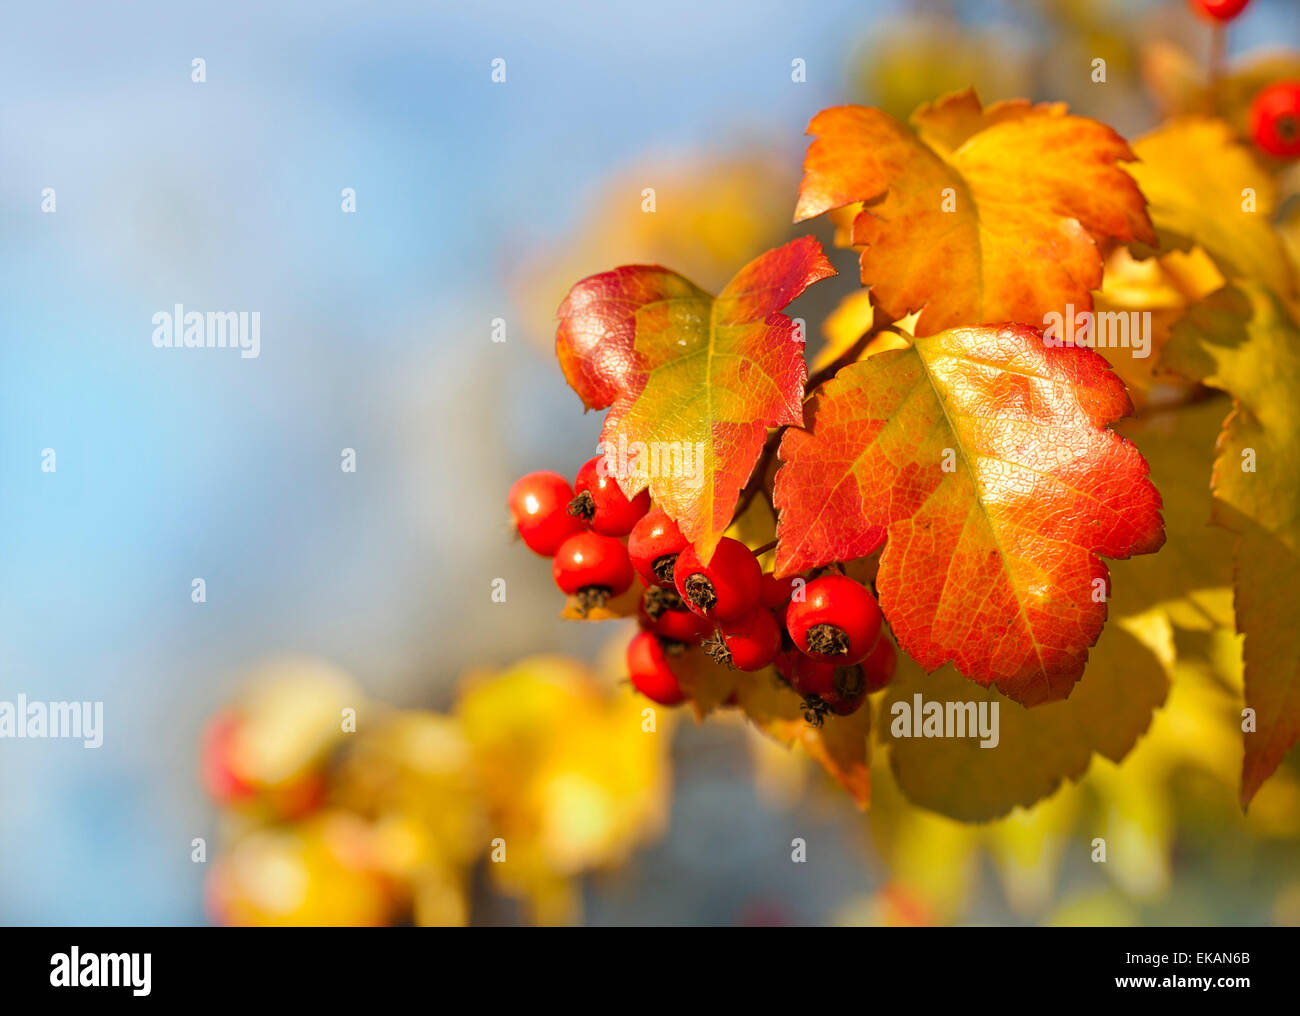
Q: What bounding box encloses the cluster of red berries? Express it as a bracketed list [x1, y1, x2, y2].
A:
[508, 457, 649, 608]
[509, 463, 898, 724]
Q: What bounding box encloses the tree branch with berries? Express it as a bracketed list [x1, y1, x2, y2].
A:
[509, 3, 1300, 814]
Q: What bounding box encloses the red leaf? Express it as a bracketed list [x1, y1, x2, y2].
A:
[555, 237, 835, 561]
[774, 324, 1165, 705]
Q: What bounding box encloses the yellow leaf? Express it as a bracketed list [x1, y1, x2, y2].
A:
[724, 483, 777, 571]
[810, 290, 915, 373]
[1113, 398, 1235, 626]
[456, 655, 673, 922]
[1093, 246, 1221, 408]
[1124, 117, 1296, 301]
[667, 647, 741, 720]
[1163, 284, 1300, 807]
[880, 604, 1168, 822]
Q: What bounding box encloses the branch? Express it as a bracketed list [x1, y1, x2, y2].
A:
[804, 319, 905, 398]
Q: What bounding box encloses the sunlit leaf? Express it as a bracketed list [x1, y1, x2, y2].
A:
[795, 89, 1154, 336]
[1163, 284, 1300, 807]
[1124, 117, 1296, 301]
[556, 237, 835, 560]
[775, 323, 1165, 703]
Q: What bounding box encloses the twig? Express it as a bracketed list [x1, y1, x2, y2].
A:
[1207, 23, 1225, 116]
[734, 432, 782, 518]
[804, 320, 904, 398]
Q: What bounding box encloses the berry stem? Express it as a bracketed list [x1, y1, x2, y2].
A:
[734, 436, 781, 519]
[683, 572, 718, 612]
[807, 622, 850, 657]
[702, 629, 734, 669]
[642, 584, 681, 621]
[651, 553, 678, 585]
[801, 695, 829, 728]
[567, 489, 596, 521]
[804, 320, 905, 398]
[1207, 22, 1225, 115]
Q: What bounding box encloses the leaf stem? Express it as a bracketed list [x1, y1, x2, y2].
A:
[734, 435, 781, 519]
[804, 319, 903, 398]
[1207, 23, 1225, 116]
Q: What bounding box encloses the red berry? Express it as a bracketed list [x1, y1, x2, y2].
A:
[673, 538, 762, 621]
[508, 471, 586, 556]
[569, 455, 651, 537]
[775, 653, 864, 723]
[1187, 0, 1249, 21]
[704, 608, 782, 671]
[552, 531, 634, 608]
[823, 665, 868, 716]
[785, 575, 881, 665]
[1251, 81, 1300, 158]
[861, 637, 898, 693]
[638, 585, 712, 644]
[759, 572, 802, 609]
[776, 650, 836, 698]
[651, 607, 713, 644]
[628, 507, 688, 587]
[626, 632, 686, 705]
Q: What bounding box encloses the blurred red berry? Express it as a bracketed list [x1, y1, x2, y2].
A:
[200, 710, 255, 805]
[1251, 81, 1300, 158]
[1187, 0, 1249, 21]
[627, 632, 686, 705]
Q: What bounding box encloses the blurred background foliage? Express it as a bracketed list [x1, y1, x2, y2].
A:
[141, 0, 1300, 926]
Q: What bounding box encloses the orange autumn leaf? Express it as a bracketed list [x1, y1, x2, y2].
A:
[773, 323, 1165, 705]
[555, 237, 835, 561]
[794, 89, 1155, 337]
